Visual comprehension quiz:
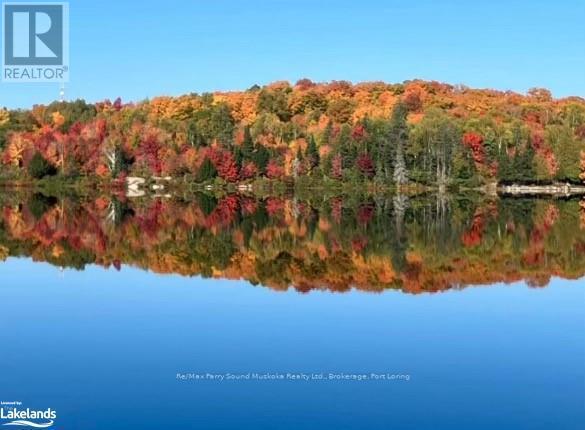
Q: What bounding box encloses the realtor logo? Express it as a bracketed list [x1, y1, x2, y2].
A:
[2, 2, 69, 82]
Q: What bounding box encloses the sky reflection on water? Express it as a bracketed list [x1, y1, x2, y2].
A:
[1, 258, 583, 429]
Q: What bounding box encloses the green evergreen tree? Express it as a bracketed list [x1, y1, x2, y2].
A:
[28, 152, 56, 179]
[233, 146, 243, 170]
[306, 135, 320, 170]
[252, 143, 270, 173]
[337, 124, 355, 170]
[196, 157, 217, 182]
[513, 145, 535, 183]
[452, 143, 476, 184]
[497, 152, 513, 183]
[319, 121, 333, 146]
[241, 126, 254, 160]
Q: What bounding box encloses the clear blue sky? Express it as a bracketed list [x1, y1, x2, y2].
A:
[1, 0, 584, 109]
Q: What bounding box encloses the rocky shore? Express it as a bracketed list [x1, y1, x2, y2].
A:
[498, 183, 585, 196]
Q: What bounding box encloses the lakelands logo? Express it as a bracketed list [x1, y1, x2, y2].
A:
[1, 2, 69, 82]
[0, 403, 56, 428]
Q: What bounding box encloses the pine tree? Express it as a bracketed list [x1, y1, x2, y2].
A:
[306, 135, 320, 170]
[514, 145, 535, 183]
[252, 143, 270, 173]
[497, 152, 513, 183]
[320, 121, 333, 146]
[233, 146, 243, 170]
[241, 126, 254, 160]
[337, 124, 355, 170]
[197, 157, 217, 182]
[28, 152, 56, 179]
[452, 142, 476, 183]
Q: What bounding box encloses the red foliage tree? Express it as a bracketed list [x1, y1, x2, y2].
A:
[209, 148, 239, 182]
[295, 78, 315, 90]
[240, 197, 257, 215]
[330, 197, 343, 224]
[357, 203, 374, 226]
[265, 197, 284, 216]
[351, 124, 366, 141]
[218, 153, 239, 182]
[403, 87, 422, 111]
[95, 118, 107, 142]
[205, 195, 240, 228]
[530, 130, 544, 150]
[351, 236, 368, 253]
[265, 159, 284, 179]
[461, 209, 485, 247]
[356, 153, 375, 178]
[138, 133, 162, 175]
[462, 132, 485, 165]
[331, 154, 343, 180]
[240, 161, 258, 180]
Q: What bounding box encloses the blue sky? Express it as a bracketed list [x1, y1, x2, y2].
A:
[0, 0, 584, 109]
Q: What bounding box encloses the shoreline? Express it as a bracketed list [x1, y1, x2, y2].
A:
[497, 183, 585, 196]
[1, 177, 585, 198]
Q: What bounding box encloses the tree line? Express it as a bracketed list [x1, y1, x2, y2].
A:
[1, 79, 584, 186]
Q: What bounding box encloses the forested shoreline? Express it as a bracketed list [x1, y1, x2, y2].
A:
[1, 79, 585, 189]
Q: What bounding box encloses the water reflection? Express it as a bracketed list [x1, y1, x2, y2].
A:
[1, 191, 584, 292]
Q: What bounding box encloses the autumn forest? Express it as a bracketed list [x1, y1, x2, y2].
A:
[1, 79, 585, 187]
[1, 79, 585, 291]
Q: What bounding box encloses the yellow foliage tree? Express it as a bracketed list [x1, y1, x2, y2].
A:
[52, 111, 65, 128]
[5, 134, 29, 166]
[0, 108, 9, 127]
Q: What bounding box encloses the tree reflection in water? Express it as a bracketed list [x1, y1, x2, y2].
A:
[1, 192, 584, 293]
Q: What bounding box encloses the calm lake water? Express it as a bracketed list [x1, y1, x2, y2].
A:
[0, 192, 584, 429]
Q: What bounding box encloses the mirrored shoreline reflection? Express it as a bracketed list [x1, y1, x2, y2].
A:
[1, 192, 584, 294]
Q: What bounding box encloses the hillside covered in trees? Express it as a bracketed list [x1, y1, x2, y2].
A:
[1, 79, 585, 187]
